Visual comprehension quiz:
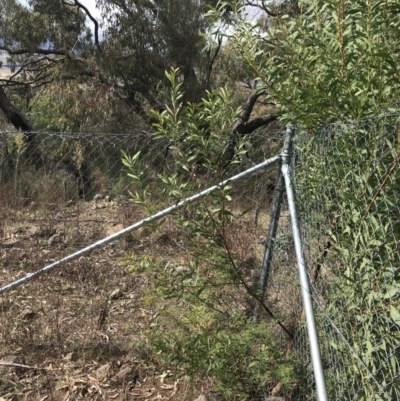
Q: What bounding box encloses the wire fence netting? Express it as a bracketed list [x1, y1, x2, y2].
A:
[0, 129, 292, 400]
[2, 113, 400, 401]
[291, 114, 400, 400]
[0, 129, 283, 250]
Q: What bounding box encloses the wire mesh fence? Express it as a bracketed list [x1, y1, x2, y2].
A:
[0, 129, 290, 401]
[3, 114, 399, 401]
[0, 129, 283, 257]
[291, 113, 400, 400]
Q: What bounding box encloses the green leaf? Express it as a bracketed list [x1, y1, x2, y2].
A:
[384, 286, 398, 300]
[390, 306, 400, 327]
[127, 173, 140, 180]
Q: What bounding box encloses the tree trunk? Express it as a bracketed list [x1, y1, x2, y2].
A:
[0, 86, 34, 142]
[221, 88, 277, 168]
[0, 86, 41, 174]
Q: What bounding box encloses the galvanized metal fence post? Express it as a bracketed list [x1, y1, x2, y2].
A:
[282, 126, 329, 401]
[253, 135, 289, 322]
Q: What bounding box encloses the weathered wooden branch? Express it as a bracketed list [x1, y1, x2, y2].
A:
[0, 86, 33, 134]
[0, 362, 37, 370]
[62, 0, 102, 53]
[221, 85, 277, 167]
[0, 45, 68, 56]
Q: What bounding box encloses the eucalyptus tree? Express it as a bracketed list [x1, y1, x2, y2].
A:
[97, 0, 226, 106]
[0, 0, 227, 133]
[0, 0, 96, 133]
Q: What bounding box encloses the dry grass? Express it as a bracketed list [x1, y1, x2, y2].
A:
[0, 201, 246, 400]
[0, 159, 300, 401]
[0, 196, 201, 401]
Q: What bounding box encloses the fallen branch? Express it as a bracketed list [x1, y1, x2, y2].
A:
[0, 362, 37, 370]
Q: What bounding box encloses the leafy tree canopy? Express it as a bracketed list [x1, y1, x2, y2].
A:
[224, 0, 400, 126]
[0, 0, 227, 126]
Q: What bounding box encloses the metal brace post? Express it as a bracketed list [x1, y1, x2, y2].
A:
[253, 134, 289, 322]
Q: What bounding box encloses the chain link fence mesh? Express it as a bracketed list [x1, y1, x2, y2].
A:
[290, 113, 400, 400]
[3, 116, 398, 401]
[0, 129, 288, 400]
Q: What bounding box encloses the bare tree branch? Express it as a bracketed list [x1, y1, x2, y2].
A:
[8, 57, 64, 81]
[62, 0, 102, 52]
[245, 0, 279, 17]
[240, 79, 253, 89]
[0, 86, 33, 132]
[233, 86, 264, 128]
[205, 35, 222, 89]
[238, 113, 277, 135]
[32, 79, 54, 89]
[221, 85, 277, 167]
[0, 362, 37, 370]
[0, 79, 27, 85]
[0, 46, 68, 56]
[1, 71, 53, 87]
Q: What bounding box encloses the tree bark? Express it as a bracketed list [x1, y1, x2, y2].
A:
[0, 85, 40, 177]
[221, 87, 277, 168]
[0, 86, 32, 132]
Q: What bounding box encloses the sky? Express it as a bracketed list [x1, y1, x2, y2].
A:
[17, 0, 262, 34]
[18, 0, 103, 33]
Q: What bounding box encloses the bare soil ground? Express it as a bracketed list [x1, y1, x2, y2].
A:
[0, 193, 280, 401]
[0, 197, 211, 401]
